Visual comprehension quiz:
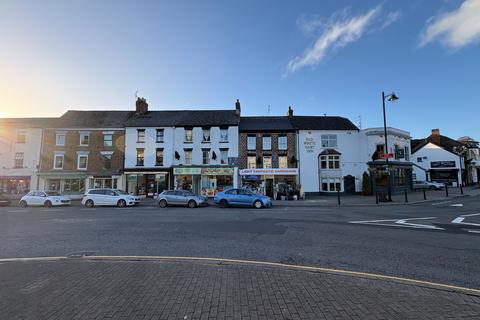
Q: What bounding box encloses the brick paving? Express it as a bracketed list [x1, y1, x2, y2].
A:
[0, 259, 479, 319]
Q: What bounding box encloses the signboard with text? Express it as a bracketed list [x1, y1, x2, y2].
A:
[239, 168, 298, 176]
[431, 161, 456, 168]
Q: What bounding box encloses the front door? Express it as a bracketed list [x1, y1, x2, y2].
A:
[146, 175, 156, 198]
[265, 179, 274, 197]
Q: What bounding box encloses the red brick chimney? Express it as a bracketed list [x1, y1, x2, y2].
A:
[136, 97, 148, 114]
[235, 99, 241, 115]
[431, 128, 440, 144]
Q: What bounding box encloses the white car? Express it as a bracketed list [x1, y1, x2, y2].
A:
[19, 191, 71, 208]
[82, 188, 138, 208]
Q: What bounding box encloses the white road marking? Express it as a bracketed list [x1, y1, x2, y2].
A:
[432, 200, 453, 206]
[451, 213, 480, 227]
[6, 210, 29, 213]
[350, 217, 444, 230]
[450, 204, 463, 207]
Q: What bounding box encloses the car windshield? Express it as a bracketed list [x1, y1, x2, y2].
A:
[45, 192, 60, 196]
[115, 190, 129, 195]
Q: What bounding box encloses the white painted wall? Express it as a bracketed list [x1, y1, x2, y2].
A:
[125, 127, 175, 168]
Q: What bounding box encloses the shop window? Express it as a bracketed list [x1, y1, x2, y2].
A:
[104, 134, 113, 147]
[156, 129, 164, 143]
[220, 127, 229, 142]
[102, 153, 112, 169]
[247, 156, 256, 169]
[220, 149, 228, 165]
[263, 156, 272, 168]
[56, 133, 66, 146]
[417, 157, 422, 163]
[202, 128, 210, 142]
[91, 178, 117, 189]
[77, 154, 88, 170]
[202, 149, 210, 165]
[16, 131, 26, 144]
[137, 129, 145, 143]
[63, 179, 85, 194]
[278, 156, 288, 169]
[278, 135, 287, 150]
[320, 155, 340, 169]
[321, 134, 337, 148]
[54, 154, 64, 169]
[136, 148, 144, 166]
[184, 149, 192, 165]
[247, 136, 256, 150]
[80, 133, 89, 146]
[184, 128, 193, 143]
[156, 148, 164, 166]
[47, 179, 61, 192]
[262, 136, 271, 150]
[14, 152, 24, 168]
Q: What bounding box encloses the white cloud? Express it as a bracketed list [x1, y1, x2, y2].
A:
[286, 5, 399, 74]
[419, 0, 480, 48]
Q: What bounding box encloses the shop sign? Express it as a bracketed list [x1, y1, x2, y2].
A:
[127, 175, 137, 182]
[239, 168, 298, 176]
[431, 161, 456, 168]
[173, 167, 202, 175]
[228, 157, 238, 166]
[303, 133, 316, 153]
[201, 168, 234, 175]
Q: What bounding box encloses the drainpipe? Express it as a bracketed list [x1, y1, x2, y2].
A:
[37, 128, 45, 190]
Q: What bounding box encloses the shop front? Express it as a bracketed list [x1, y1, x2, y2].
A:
[125, 171, 170, 198]
[0, 176, 31, 195]
[38, 172, 88, 199]
[173, 167, 234, 197]
[239, 168, 299, 199]
[429, 161, 460, 186]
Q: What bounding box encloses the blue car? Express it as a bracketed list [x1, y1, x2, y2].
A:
[214, 188, 272, 209]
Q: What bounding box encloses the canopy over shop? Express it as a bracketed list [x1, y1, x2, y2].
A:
[173, 167, 234, 197]
[239, 168, 299, 199]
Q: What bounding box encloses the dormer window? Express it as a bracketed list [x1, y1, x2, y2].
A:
[220, 127, 228, 142]
[202, 128, 210, 142]
[184, 128, 193, 143]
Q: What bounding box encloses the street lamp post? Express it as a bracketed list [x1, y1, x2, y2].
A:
[382, 91, 399, 202]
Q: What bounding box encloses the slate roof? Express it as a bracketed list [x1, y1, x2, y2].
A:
[125, 110, 240, 127]
[0, 117, 58, 128]
[239, 116, 295, 132]
[55, 110, 135, 128]
[411, 135, 464, 154]
[291, 116, 359, 131]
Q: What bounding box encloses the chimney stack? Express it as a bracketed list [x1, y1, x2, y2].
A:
[235, 99, 241, 115]
[431, 128, 440, 136]
[287, 105, 294, 118]
[136, 97, 148, 115]
[431, 128, 440, 144]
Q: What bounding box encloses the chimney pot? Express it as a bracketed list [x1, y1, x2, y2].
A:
[235, 99, 241, 115]
[136, 97, 148, 114]
[287, 106, 293, 117]
[431, 128, 440, 136]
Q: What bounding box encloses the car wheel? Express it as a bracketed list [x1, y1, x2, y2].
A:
[188, 200, 197, 208]
[20, 200, 27, 208]
[44, 200, 52, 208]
[159, 199, 167, 208]
[85, 199, 94, 208]
[220, 199, 228, 208]
[117, 199, 127, 208]
[253, 200, 263, 209]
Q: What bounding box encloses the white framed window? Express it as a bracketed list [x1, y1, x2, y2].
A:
[247, 156, 256, 169]
[102, 153, 112, 169]
[53, 154, 64, 169]
[278, 136, 287, 150]
[417, 157, 422, 163]
[56, 132, 66, 146]
[156, 129, 164, 143]
[321, 134, 337, 148]
[247, 136, 256, 150]
[184, 150, 192, 165]
[184, 129, 193, 143]
[16, 131, 26, 144]
[137, 129, 145, 143]
[104, 134, 113, 147]
[278, 156, 288, 169]
[136, 148, 144, 166]
[77, 154, 88, 170]
[320, 155, 340, 169]
[263, 156, 272, 168]
[14, 152, 24, 168]
[220, 149, 228, 165]
[202, 128, 210, 142]
[79, 132, 89, 146]
[262, 136, 271, 150]
[202, 149, 210, 165]
[220, 128, 229, 142]
[320, 178, 341, 192]
[156, 148, 164, 166]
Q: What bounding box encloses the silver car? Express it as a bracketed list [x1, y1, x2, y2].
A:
[157, 190, 208, 208]
[413, 181, 445, 190]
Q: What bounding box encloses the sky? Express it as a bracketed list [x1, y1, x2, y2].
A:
[0, 0, 479, 140]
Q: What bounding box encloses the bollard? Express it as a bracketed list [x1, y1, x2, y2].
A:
[404, 189, 408, 203]
[460, 185, 464, 195]
[375, 193, 379, 205]
[337, 189, 341, 206]
[445, 184, 449, 197]
[423, 189, 426, 200]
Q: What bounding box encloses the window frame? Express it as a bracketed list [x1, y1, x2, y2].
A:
[278, 135, 287, 150]
[262, 136, 272, 151]
[184, 128, 193, 143]
[137, 129, 146, 143]
[136, 148, 145, 166]
[320, 155, 340, 170]
[103, 134, 113, 147]
[79, 132, 90, 146]
[278, 155, 288, 169]
[184, 149, 193, 165]
[101, 153, 113, 170]
[321, 134, 337, 148]
[53, 154, 64, 170]
[220, 149, 228, 165]
[56, 133, 66, 146]
[263, 156, 272, 168]
[202, 128, 211, 143]
[202, 149, 210, 165]
[14, 152, 24, 168]
[77, 154, 88, 170]
[247, 156, 256, 169]
[156, 129, 164, 143]
[155, 148, 164, 167]
[220, 127, 229, 142]
[247, 135, 256, 150]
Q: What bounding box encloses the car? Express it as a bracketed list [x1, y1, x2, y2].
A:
[157, 190, 208, 208]
[214, 188, 272, 209]
[413, 181, 445, 190]
[0, 194, 11, 207]
[82, 188, 138, 208]
[19, 191, 71, 208]
[115, 189, 141, 205]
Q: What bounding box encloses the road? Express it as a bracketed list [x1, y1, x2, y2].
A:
[1, 195, 479, 289]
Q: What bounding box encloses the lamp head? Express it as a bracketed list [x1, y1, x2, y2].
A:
[387, 93, 399, 101]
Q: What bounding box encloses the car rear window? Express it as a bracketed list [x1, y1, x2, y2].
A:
[89, 189, 105, 195]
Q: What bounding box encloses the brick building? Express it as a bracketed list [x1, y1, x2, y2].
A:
[238, 110, 298, 198]
[38, 110, 133, 199]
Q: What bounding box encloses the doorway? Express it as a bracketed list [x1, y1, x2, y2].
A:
[265, 179, 274, 197]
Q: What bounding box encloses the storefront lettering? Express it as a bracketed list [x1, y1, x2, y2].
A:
[303, 137, 316, 153]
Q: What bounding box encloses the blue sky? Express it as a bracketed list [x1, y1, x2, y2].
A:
[0, 0, 479, 139]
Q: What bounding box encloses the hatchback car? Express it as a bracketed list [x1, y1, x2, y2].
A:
[19, 191, 71, 207]
[413, 181, 445, 190]
[82, 188, 138, 208]
[214, 188, 272, 209]
[0, 194, 11, 207]
[157, 190, 207, 208]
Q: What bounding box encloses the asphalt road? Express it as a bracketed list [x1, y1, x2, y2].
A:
[1, 196, 479, 289]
